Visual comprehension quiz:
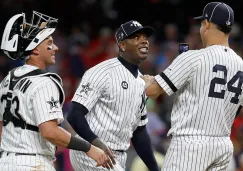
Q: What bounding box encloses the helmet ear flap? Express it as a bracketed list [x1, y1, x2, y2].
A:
[9, 15, 23, 40]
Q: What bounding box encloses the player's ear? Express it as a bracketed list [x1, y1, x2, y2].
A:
[119, 41, 126, 52]
[31, 48, 40, 56]
[205, 19, 211, 30]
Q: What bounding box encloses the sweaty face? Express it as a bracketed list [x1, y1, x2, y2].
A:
[123, 31, 150, 64]
[37, 36, 58, 66]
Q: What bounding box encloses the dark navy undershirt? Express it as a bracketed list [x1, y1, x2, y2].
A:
[118, 56, 138, 78]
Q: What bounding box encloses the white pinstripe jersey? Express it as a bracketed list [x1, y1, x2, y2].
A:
[0, 65, 64, 157]
[72, 57, 148, 151]
[155, 45, 243, 137]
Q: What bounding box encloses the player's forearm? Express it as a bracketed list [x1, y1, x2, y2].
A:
[145, 81, 163, 99]
[42, 125, 71, 147]
[142, 76, 163, 99]
[131, 126, 159, 171]
[39, 121, 91, 152]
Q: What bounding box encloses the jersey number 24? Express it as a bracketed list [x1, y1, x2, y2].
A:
[208, 64, 243, 104]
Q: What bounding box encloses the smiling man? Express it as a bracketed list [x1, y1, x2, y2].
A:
[0, 11, 109, 171]
[67, 20, 160, 171]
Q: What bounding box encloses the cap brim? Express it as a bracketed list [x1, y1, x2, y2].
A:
[139, 26, 155, 37]
[194, 16, 204, 20]
[128, 26, 155, 38]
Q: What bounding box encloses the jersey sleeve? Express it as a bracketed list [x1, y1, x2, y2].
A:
[72, 68, 109, 111]
[31, 80, 64, 126]
[154, 51, 197, 96]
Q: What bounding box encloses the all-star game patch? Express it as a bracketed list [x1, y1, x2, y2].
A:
[80, 83, 93, 95]
[47, 97, 59, 109]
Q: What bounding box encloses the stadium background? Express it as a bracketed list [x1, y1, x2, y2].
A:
[1, 0, 243, 170]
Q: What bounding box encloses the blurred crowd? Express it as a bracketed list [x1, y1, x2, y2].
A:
[1, 0, 243, 171]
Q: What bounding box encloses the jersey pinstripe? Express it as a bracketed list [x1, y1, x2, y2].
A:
[162, 136, 233, 171]
[72, 57, 148, 151]
[0, 65, 64, 157]
[155, 45, 243, 137]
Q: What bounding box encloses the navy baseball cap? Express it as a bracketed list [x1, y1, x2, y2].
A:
[115, 20, 154, 43]
[194, 2, 234, 27]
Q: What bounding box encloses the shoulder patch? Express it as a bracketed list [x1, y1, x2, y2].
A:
[80, 83, 93, 95]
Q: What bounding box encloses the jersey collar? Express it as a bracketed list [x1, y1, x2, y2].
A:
[118, 56, 138, 78]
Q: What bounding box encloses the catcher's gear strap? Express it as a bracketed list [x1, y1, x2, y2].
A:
[2, 67, 64, 132]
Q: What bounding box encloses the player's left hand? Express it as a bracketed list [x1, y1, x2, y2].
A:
[86, 145, 109, 168]
[92, 138, 116, 169]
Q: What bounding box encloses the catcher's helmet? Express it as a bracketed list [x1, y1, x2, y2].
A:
[1, 11, 58, 60]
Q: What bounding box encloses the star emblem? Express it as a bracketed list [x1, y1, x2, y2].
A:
[47, 97, 59, 109]
[118, 32, 124, 41]
[80, 83, 93, 95]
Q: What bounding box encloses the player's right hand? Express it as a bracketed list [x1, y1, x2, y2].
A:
[92, 138, 116, 169]
[86, 145, 111, 169]
[141, 74, 155, 88]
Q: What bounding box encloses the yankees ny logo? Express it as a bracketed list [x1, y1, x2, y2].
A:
[131, 21, 142, 27]
[139, 92, 147, 113]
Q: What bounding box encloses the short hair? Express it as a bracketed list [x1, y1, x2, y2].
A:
[216, 24, 232, 34]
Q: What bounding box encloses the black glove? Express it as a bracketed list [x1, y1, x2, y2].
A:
[92, 138, 116, 169]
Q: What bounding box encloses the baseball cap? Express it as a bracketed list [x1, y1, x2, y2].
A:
[194, 2, 234, 27]
[115, 20, 154, 44]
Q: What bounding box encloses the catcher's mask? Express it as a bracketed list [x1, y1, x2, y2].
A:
[1, 11, 58, 60]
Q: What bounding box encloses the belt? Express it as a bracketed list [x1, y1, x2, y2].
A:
[4, 152, 36, 156]
[1, 152, 54, 162]
[113, 150, 125, 153]
[15, 153, 36, 156]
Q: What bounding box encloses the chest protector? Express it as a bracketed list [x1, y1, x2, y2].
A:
[2, 68, 64, 132]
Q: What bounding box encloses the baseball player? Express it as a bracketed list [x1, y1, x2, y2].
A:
[67, 20, 160, 171]
[0, 11, 110, 171]
[142, 2, 240, 171]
